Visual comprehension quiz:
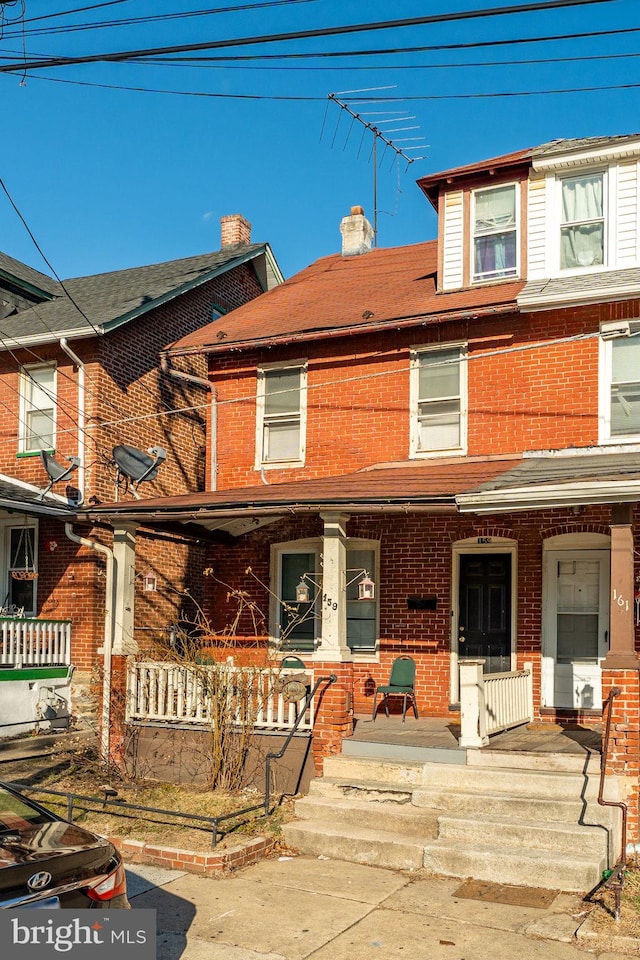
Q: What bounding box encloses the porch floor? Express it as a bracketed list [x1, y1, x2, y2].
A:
[351, 715, 602, 755]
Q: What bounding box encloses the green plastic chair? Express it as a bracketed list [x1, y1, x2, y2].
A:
[371, 656, 418, 723]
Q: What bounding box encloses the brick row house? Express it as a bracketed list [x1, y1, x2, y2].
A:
[0, 216, 282, 733]
[91, 136, 640, 853]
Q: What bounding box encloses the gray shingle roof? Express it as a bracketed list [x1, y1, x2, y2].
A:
[0, 251, 60, 298]
[0, 243, 269, 343]
[533, 135, 640, 158]
[518, 266, 640, 308]
[466, 452, 640, 493]
[0, 475, 74, 517]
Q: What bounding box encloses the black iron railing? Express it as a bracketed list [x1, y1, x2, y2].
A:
[597, 686, 628, 921]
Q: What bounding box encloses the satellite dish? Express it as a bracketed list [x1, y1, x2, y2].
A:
[39, 451, 80, 500]
[112, 444, 167, 499]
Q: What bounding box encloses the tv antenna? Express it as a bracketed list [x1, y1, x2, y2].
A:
[326, 88, 428, 245]
[112, 444, 167, 500]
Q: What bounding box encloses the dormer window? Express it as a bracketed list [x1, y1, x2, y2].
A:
[472, 183, 518, 282]
[560, 172, 604, 270]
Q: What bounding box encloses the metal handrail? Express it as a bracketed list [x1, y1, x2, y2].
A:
[597, 686, 628, 920]
[264, 673, 337, 815]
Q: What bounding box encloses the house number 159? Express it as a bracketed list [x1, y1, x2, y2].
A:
[323, 594, 338, 610]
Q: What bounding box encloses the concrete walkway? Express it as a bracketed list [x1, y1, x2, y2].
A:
[126, 856, 632, 960]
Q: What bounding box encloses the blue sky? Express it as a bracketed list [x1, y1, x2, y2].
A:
[0, 0, 639, 281]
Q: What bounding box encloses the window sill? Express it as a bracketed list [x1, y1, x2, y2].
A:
[257, 460, 305, 471]
[410, 448, 466, 460]
[16, 449, 54, 459]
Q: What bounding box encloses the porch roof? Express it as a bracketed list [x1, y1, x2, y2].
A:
[456, 449, 640, 513]
[83, 456, 522, 535]
[0, 474, 75, 518]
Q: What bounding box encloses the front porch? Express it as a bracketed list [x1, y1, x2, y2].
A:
[348, 713, 602, 760]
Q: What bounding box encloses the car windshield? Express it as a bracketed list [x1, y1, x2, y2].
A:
[0, 788, 51, 832]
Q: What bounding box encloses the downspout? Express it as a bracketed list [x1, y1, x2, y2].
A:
[59, 339, 85, 502]
[160, 356, 217, 490]
[64, 523, 113, 763]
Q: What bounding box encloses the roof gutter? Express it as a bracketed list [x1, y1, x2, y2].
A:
[166, 302, 519, 359]
[86, 500, 458, 525]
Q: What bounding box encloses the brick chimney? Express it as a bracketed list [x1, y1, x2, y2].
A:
[340, 205, 374, 256]
[220, 214, 252, 247]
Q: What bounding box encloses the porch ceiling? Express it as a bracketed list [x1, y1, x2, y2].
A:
[457, 450, 640, 513]
[82, 457, 521, 535]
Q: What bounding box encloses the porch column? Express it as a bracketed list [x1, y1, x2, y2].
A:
[112, 522, 138, 655]
[316, 512, 352, 663]
[604, 505, 639, 670]
[458, 659, 488, 748]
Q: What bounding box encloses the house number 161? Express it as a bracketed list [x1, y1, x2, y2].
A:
[323, 594, 338, 610]
[613, 589, 629, 611]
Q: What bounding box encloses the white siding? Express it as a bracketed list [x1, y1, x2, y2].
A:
[442, 190, 464, 290]
[615, 160, 638, 267]
[527, 175, 547, 278]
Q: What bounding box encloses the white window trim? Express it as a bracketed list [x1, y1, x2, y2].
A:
[550, 167, 613, 277]
[255, 360, 307, 470]
[269, 537, 380, 657]
[409, 342, 468, 459]
[18, 362, 57, 454]
[1, 518, 38, 616]
[599, 323, 640, 444]
[470, 181, 520, 284]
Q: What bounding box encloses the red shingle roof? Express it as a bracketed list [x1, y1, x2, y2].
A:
[166, 241, 522, 356]
[87, 457, 522, 522]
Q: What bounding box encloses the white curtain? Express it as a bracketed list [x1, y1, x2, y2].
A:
[561, 175, 604, 268]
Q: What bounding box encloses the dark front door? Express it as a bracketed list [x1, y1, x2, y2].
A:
[458, 553, 511, 674]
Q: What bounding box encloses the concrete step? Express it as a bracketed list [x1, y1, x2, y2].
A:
[293, 794, 440, 839]
[412, 785, 619, 828]
[422, 839, 606, 893]
[421, 760, 604, 800]
[281, 819, 426, 871]
[466, 748, 600, 774]
[322, 754, 425, 787]
[342, 739, 466, 765]
[437, 813, 613, 859]
[308, 777, 415, 803]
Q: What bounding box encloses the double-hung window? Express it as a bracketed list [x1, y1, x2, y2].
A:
[19, 363, 56, 453]
[472, 183, 518, 282]
[256, 363, 306, 467]
[600, 327, 640, 441]
[560, 172, 605, 270]
[411, 345, 467, 457]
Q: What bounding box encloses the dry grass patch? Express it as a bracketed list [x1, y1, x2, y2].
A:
[585, 861, 640, 941]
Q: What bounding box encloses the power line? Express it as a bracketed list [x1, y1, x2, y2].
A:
[0, 175, 102, 337]
[11, 0, 320, 38]
[0, 0, 619, 73]
[24, 72, 640, 102]
[97, 326, 640, 431]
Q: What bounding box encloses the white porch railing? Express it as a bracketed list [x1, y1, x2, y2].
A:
[459, 659, 533, 748]
[0, 617, 72, 667]
[126, 661, 314, 732]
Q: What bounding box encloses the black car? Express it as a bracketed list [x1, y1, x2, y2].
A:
[0, 781, 129, 909]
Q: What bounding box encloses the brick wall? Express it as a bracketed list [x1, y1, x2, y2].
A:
[211, 300, 639, 489]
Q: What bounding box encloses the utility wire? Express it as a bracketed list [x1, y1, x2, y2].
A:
[25, 73, 640, 101]
[0, 176, 102, 337]
[11, 0, 320, 38]
[0, 0, 619, 73]
[97, 327, 640, 431]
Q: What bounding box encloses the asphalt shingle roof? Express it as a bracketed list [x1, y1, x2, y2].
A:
[168, 241, 523, 356]
[0, 251, 60, 298]
[0, 243, 269, 342]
